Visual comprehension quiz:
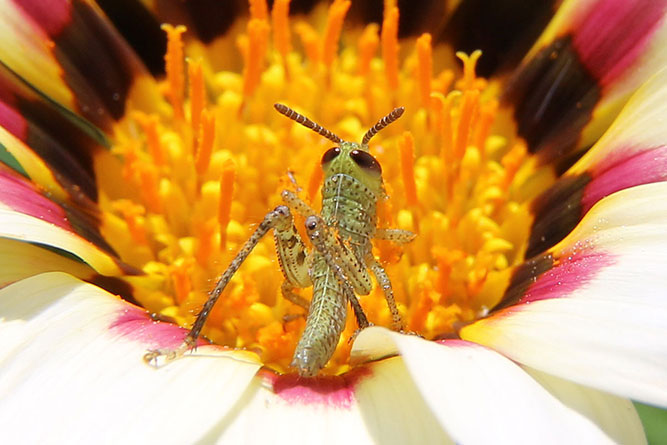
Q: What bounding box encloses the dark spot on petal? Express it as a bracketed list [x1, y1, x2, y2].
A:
[526, 173, 592, 258]
[492, 252, 554, 312]
[502, 36, 600, 166]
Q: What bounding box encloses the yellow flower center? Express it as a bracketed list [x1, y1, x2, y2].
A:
[97, 1, 545, 375]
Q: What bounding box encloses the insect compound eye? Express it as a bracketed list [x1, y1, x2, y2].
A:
[350, 150, 382, 174]
[321, 146, 341, 164]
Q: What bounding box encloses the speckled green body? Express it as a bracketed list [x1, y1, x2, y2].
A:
[291, 142, 384, 376]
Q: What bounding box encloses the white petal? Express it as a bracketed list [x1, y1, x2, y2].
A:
[463, 183, 667, 407]
[523, 367, 646, 445]
[0, 272, 261, 443]
[352, 327, 616, 444]
[0, 207, 123, 275]
[0, 237, 95, 287]
[215, 370, 373, 444]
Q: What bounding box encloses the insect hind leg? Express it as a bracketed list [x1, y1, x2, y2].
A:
[144, 205, 297, 366]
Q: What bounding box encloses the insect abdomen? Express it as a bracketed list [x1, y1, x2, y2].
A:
[291, 254, 347, 377]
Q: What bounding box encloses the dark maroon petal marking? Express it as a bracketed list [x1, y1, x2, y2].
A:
[572, 0, 667, 88]
[0, 78, 27, 139]
[0, 62, 104, 202]
[88, 274, 141, 306]
[0, 163, 118, 258]
[526, 173, 592, 258]
[527, 145, 667, 257]
[262, 367, 371, 408]
[493, 248, 614, 312]
[492, 252, 554, 312]
[582, 145, 667, 213]
[96, 0, 167, 77]
[13, 0, 146, 128]
[441, 0, 557, 76]
[503, 37, 600, 167]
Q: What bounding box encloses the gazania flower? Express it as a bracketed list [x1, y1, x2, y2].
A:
[1, 0, 666, 442]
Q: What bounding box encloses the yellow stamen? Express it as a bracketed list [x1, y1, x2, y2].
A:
[161, 24, 186, 121]
[218, 159, 236, 251]
[357, 24, 379, 77]
[416, 33, 433, 109]
[188, 59, 205, 147]
[381, 6, 400, 92]
[137, 162, 162, 214]
[399, 131, 419, 207]
[456, 50, 486, 91]
[322, 0, 351, 71]
[194, 110, 216, 175]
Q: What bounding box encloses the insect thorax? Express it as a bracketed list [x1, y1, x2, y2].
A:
[320, 172, 378, 257]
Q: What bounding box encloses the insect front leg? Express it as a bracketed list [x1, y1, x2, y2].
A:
[375, 228, 416, 244]
[143, 205, 298, 365]
[366, 255, 404, 331]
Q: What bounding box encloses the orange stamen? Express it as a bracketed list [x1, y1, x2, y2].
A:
[218, 159, 236, 251]
[138, 162, 162, 213]
[474, 99, 498, 156]
[399, 131, 419, 207]
[407, 287, 434, 332]
[381, 6, 400, 91]
[161, 24, 186, 121]
[243, 19, 270, 98]
[433, 69, 455, 94]
[357, 23, 379, 76]
[113, 200, 149, 245]
[134, 113, 164, 166]
[416, 33, 433, 108]
[171, 262, 192, 304]
[271, 0, 292, 62]
[195, 218, 217, 266]
[307, 160, 323, 204]
[195, 110, 216, 175]
[249, 0, 269, 21]
[501, 141, 527, 187]
[454, 89, 479, 160]
[295, 22, 321, 64]
[188, 59, 205, 147]
[322, 0, 351, 70]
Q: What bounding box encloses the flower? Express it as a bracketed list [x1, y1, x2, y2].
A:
[0, 0, 666, 442]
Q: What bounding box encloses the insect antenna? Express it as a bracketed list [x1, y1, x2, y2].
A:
[274, 103, 342, 143]
[361, 107, 405, 145]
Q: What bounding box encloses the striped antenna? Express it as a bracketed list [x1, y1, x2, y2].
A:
[274, 103, 342, 143]
[361, 107, 405, 145]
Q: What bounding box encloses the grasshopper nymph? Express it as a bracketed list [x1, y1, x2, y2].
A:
[145, 104, 415, 377]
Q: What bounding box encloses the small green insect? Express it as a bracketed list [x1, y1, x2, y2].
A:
[145, 104, 415, 376]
